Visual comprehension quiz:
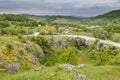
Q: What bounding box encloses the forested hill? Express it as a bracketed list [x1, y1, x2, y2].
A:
[0, 14, 33, 22]
[95, 10, 120, 18]
[0, 14, 44, 27]
[0, 9, 120, 27]
[21, 9, 120, 25]
[21, 14, 83, 23]
[22, 9, 120, 20]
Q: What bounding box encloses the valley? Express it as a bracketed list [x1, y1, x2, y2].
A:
[0, 9, 120, 80]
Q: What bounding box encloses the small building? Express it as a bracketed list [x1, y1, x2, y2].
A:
[63, 26, 70, 33]
[46, 24, 51, 28]
[38, 24, 42, 27]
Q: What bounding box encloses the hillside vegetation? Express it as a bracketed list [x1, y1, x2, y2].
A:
[25, 10, 120, 25]
[96, 10, 120, 18]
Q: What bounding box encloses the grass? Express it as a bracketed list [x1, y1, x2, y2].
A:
[0, 65, 120, 80]
[0, 36, 19, 44]
[70, 31, 93, 37]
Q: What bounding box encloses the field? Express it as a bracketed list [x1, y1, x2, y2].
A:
[0, 65, 120, 80]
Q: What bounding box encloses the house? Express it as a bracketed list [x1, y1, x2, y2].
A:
[63, 26, 70, 33]
[46, 24, 51, 28]
[38, 24, 42, 27]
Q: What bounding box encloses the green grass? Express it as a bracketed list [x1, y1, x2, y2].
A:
[70, 31, 93, 37]
[0, 65, 120, 80]
[0, 36, 19, 44]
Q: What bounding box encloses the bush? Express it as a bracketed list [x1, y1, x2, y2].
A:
[19, 62, 31, 71]
[110, 33, 120, 43]
[92, 28, 110, 39]
[112, 53, 120, 65]
[17, 34, 23, 39]
[89, 45, 120, 65]
[43, 47, 58, 66]
[30, 36, 50, 48]
[58, 46, 79, 65]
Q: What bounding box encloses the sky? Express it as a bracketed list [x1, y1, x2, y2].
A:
[0, 0, 120, 17]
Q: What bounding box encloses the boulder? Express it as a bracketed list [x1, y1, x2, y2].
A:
[34, 65, 45, 71]
[53, 40, 59, 47]
[6, 63, 19, 74]
[60, 40, 67, 47]
[77, 64, 86, 68]
[60, 64, 75, 71]
[74, 73, 86, 80]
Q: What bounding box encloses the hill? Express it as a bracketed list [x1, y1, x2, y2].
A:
[22, 9, 120, 25]
[0, 14, 43, 27]
[22, 15, 84, 24]
[95, 10, 120, 18]
[0, 14, 33, 22]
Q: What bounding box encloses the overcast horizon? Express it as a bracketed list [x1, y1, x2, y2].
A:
[0, 0, 120, 17]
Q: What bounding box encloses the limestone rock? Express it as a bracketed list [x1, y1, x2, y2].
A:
[34, 65, 45, 71]
[60, 64, 75, 71]
[60, 40, 67, 47]
[77, 64, 86, 68]
[36, 46, 45, 62]
[6, 63, 19, 74]
[74, 73, 86, 80]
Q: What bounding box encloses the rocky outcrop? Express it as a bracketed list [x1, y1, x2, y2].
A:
[22, 42, 45, 62]
[60, 63, 86, 80]
[0, 42, 45, 74]
[74, 73, 86, 80]
[48, 37, 86, 48]
[60, 64, 75, 71]
[6, 63, 19, 74]
[36, 46, 45, 62]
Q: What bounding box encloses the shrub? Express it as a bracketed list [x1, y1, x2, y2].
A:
[30, 36, 50, 48]
[112, 53, 120, 65]
[110, 33, 120, 43]
[43, 48, 58, 66]
[17, 34, 23, 39]
[92, 28, 110, 39]
[19, 62, 31, 71]
[58, 46, 79, 65]
[89, 44, 120, 65]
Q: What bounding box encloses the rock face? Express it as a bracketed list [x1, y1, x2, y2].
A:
[0, 42, 45, 74]
[6, 63, 19, 74]
[22, 42, 45, 62]
[48, 37, 86, 48]
[35, 45, 45, 62]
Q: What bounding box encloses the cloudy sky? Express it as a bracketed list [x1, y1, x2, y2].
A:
[0, 0, 120, 17]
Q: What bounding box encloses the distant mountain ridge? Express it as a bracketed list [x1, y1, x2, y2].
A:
[0, 9, 119, 26]
[20, 9, 120, 25]
[21, 9, 120, 19]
